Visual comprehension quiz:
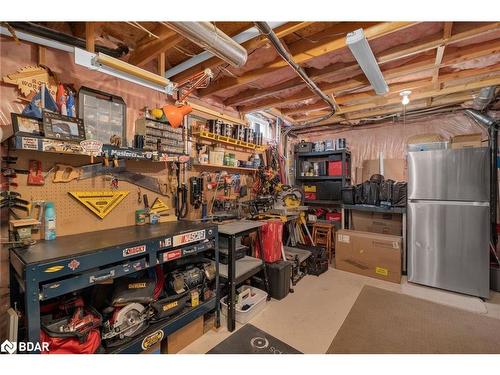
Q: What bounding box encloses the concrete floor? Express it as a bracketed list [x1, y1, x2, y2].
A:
[180, 267, 500, 354]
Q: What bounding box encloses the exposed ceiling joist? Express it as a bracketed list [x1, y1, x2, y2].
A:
[198, 22, 415, 97]
[293, 90, 479, 132]
[239, 36, 500, 113]
[128, 27, 184, 66]
[282, 63, 500, 116]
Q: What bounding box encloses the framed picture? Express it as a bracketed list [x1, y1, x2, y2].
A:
[42, 110, 85, 142]
[11, 113, 44, 136]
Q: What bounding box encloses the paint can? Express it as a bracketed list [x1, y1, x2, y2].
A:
[135, 209, 146, 225]
[324, 139, 335, 151]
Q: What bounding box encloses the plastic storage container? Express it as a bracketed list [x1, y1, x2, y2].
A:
[221, 286, 267, 324]
[209, 147, 225, 166]
[265, 261, 292, 300]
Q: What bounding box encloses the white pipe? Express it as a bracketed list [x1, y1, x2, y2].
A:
[165, 22, 287, 78]
[0, 26, 74, 53]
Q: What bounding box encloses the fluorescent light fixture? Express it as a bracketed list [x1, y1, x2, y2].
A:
[400, 90, 412, 105]
[74, 48, 175, 95]
[346, 29, 389, 95]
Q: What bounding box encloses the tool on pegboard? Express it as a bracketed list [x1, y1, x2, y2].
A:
[52, 164, 82, 183]
[68, 191, 129, 219]
[150, 197, 169, 213]
[1, 156, 19, 189]
[27, 160, 45, 185]
[0, 191, 30, 219]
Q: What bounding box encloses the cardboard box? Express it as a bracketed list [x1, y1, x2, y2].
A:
[451, 133, 482, 149]
[161, 316, 204, 354]
[351, 211, 402, 236]
[335, 229, 402, 283]
[361, 159, 406, 182]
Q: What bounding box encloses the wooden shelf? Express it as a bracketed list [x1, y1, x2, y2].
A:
[192, 163, 257, 173]
[194, 131, 267, 152]
[9, 134, 182, 162]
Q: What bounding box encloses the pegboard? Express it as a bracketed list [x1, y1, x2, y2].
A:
[7, 150, 176, 237]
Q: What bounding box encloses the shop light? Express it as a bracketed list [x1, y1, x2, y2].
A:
[74, 47, 175, 95]
[346, 28, 389, 95]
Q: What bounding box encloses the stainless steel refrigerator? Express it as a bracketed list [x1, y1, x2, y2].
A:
[407, 147, 490, 298]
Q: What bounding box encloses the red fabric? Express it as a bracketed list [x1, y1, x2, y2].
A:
[255, 220, 283, 263]
[40, 329, 101, 354]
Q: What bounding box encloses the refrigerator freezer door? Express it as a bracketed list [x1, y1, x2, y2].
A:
[408, 148, 489, 201]
[408, 201, 490, 298]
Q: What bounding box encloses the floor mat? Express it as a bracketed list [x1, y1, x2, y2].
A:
[207, 324, 302, 354]
[328, 285, 500, 354]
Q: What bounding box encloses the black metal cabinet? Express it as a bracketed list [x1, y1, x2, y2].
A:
[9, 221, 219, 354]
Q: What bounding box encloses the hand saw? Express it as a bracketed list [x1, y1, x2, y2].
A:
[78, 160, 165, 195]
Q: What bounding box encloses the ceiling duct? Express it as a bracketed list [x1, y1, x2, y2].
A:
[472, 86, 497, 110]
[164, 22, 248, 67]
[346, 28, 389, 95]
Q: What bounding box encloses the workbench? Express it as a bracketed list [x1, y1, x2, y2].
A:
[341, 204, 407, 272]
[9, 221, 219, 354]
[217, 220, 270, 332]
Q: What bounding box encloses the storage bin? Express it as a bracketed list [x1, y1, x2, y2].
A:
[221, 286, 268, 324]
[328, 161, 347, 176]
[209, 147, 225, 166]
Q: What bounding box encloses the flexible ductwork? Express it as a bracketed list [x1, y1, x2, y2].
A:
[464, 109, 499, 248]
[472, 86, 497, 111]
[255, 22, 336, 129]
[164, 22, 247, 67]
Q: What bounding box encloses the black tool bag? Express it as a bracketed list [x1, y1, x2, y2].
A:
[150, 292, 190, 321]
[341, 186, 355, 205]
[379, 179, 395, 202]
[354, 184, 364, 204]
[369, 174, 385, 184]
[294, 141, 313, 153]
[111, 278, 156, 306]
[392, 182, 407, 207]
[362, 181, 380, 206]
[295, 244, 329, 276]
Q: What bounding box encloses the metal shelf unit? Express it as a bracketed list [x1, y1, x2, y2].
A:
[295, 149, 352, 203]
[9, 221, 219, 354]
[217, 220, 270, 332]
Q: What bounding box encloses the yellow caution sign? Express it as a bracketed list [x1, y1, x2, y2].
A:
[151, 197, 169, 213]
[69, 191, 129, 219]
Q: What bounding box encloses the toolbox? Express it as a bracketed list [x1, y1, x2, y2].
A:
[317, 181, 342, 201]
[217, 245, 248, 265]
[265, 261, 292, 300]
[304, 192, 317, 200]
[328, 161, 347, 176]
[294, 141, 313, 153]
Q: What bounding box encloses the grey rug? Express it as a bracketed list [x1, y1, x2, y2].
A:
[328, 285, 500, 354]
[207, 324, 302, 354]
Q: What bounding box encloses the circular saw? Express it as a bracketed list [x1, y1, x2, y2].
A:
[102, 303, 149, 342]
